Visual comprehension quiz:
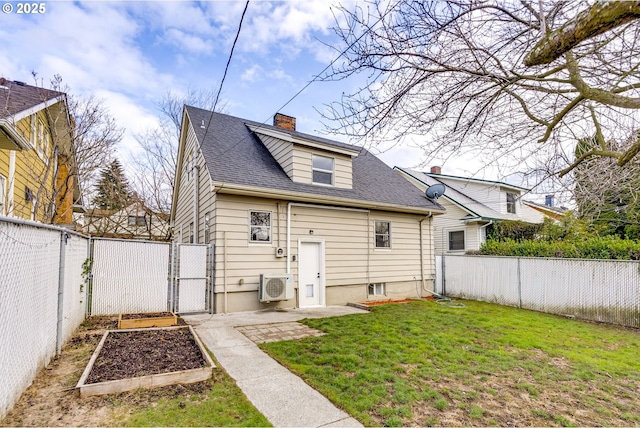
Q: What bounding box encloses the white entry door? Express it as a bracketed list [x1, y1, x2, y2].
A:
[298, 240, 324, 307]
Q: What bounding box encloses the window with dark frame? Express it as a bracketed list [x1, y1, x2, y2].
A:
[189, 222, 194, 243]
[449, 230, 465, 251]
[250, 211, 271, 242]
[312, 155, 334, 185]
[506, 192, 517, 214]
[375, 220, 391, 248]
[128, 215, 146, 227]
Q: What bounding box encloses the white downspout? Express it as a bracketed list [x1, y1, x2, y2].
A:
[193, 165, 200, 243]
[479, 220, 493, 245]
[286, 202, 292, 274]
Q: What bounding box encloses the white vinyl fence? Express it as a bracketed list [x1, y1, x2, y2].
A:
[0, 217, 89, 419]
[436, 254, 640, 328]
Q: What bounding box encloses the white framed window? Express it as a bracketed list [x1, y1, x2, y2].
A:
[250, 210, 271, 243]
[186, 150, 193, 181]
[506, 192, 517, 214]
[374, 220, 391, 248]
[312, 155, 334, 185]
[448, 230, 465, 251]
[368, 283, 385, 296]
[0, 174, 6, 215]
[204, 212, 210, 244]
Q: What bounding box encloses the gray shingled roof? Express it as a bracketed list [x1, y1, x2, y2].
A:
[185, 106, 443, 212]
[0, 78, 64, 119]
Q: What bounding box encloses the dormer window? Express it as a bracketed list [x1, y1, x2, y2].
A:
[312, 155, 334, 185]
[506, 192, 517, 214]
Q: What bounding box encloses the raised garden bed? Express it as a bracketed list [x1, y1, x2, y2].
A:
[76, 325, 214, 397]
[117, 312, 178, 329]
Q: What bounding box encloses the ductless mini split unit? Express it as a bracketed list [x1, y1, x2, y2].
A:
[259, 274, 293, 302]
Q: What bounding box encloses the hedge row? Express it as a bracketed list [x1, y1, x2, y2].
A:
[476, 236, 640, 260]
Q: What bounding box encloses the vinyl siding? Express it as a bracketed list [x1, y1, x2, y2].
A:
[210, 195, 435, 312]
[430, 198, 482, 254]
[259, 135, 294, 178]
[291, 146, 353, 189]
[173, 121, 199, 242]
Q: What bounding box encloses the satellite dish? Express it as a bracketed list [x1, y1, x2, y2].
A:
[425, 183, 446, 199]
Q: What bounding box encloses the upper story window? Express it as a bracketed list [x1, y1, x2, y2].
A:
[375, 220, 391, 248]
[250, 210, 271, 243]
[128, 215, 146, 227]
[185, 151, 193, 181]
[312, 155, 334, 185]
[506, 192, 517, 214]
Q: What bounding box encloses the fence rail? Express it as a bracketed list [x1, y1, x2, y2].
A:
[436, 254, 640, 328]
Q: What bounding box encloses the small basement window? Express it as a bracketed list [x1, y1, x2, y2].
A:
[312, 155, 334, 185]
[448, 230, 465, 251]
[368, 283, 385, 296]
[250, 210, 271, 242]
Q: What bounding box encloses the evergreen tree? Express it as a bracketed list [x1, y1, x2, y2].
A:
[93, 160, 132, 210]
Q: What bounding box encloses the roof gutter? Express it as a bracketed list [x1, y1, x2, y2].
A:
[0, 119, 33, 150]
[212, 181, 445, 216]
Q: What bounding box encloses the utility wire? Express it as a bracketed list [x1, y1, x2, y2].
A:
[204, 3, 397, 160]
[200, 0, 250, 146]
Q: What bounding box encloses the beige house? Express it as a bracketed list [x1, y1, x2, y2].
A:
[395, 167, 554, 254]
[83, 200, 170, 241]
[171, 108, 445, 313]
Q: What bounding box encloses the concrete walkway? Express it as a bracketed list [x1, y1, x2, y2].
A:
[183, 306, 368, 428]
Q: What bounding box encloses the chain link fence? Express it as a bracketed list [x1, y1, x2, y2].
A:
[0, 217, 88, 419]
[437, 254, 640, 328]
[89, 238, 171, 316]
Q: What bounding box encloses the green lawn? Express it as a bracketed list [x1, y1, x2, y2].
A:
[261, 300, 640, 427]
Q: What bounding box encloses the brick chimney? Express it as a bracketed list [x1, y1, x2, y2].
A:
[430, 166, 442, 174]
[273, 113, 296, 131]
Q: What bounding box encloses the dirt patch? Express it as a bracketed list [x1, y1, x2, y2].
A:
[0, 317, 208, 427]
[86, 328, 206, 384]
[120, 312, 174, 320]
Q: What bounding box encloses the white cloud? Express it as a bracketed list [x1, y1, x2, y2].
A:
[163, 28, 213, 55]
[241, 64, 263, 82]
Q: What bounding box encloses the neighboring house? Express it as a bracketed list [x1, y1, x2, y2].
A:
[171, 108, 445, 313]
[0, 77, 81, 225]
[395, 166, 550, 254]
[523, 197, 568, 221]
[84, 200, 170, 241]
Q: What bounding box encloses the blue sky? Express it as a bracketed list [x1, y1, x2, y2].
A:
[0, 0, 514, 181]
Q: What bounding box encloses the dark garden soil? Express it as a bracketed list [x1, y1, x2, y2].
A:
[86, 328, 206, 384]
[120, 311, 175, 320]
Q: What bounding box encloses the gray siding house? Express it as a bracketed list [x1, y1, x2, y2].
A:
[171, 107, 445, 313]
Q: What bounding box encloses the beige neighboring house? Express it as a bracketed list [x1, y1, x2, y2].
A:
[171, 108, 445, 313]
[395, 167, 557, 254]
[84, 200, 170, 241]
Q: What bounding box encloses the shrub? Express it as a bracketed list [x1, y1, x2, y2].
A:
[478, 236, 640, 260]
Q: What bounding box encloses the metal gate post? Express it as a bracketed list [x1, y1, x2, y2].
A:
[208, 244, 215, 314]
[168, 242, 176, 313]
[55, 231, 68, 355]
